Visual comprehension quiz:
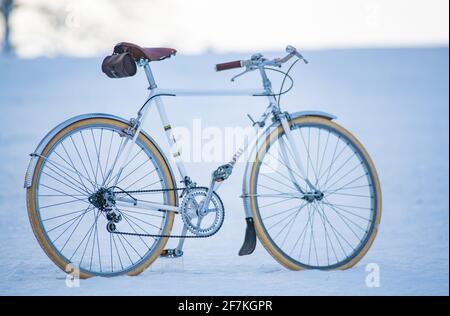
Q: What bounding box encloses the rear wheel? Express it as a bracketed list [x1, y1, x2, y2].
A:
[27, 117, 177, 278]
[249, 116, 381, 270]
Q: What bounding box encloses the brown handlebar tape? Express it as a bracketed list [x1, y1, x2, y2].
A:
[215, 60, 242, 71]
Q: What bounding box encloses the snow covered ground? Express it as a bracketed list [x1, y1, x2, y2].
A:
[0, 47, 448, 295]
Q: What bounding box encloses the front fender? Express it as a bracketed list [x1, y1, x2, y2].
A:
[241, 110, 336, 218]
[290, 110, 337, 121]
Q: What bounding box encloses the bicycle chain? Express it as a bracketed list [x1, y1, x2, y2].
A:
[110, 187, 223, 239]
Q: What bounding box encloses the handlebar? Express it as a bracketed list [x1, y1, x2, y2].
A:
[215, 60, 243, 72]
[214, 45, 308, 73]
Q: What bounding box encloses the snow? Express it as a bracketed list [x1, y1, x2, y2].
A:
[0, 47, 448, 295]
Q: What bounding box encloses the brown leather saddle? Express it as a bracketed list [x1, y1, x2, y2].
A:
[114, 42, 177, 61]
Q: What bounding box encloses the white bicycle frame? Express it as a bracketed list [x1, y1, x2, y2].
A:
[110, 60, 315, 214]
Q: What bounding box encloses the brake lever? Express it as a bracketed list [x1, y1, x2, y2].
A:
[230, 68, 252, 82]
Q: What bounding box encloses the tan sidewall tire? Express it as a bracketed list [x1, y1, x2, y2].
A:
[26, 118, 176, 278]
[249, 116, 382, 270]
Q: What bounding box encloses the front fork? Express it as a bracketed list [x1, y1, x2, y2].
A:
[278, 115, 318, 192]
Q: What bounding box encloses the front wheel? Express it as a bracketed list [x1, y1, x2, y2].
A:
[249, 116, 381, 270]
[26, 117, 177, 278]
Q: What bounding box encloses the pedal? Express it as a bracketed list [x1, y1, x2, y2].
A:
[212, 163, 233, 182]
[160, 248, 183, 258]
[238, 217, 257, 256]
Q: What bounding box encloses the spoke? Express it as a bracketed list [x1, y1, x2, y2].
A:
[107, 148, 144, 185]
[122, 171, 159, 191]
[266, 149, 306, 186]
[315, 128, 321, 180]
[267, 203, 307, 231]
[299, 127, 320, 183]
[39, 193, 86, 197]
[321, 201, 371, 221]
[91, 128, 105, 184]
[288, 203, 312, 258]
[322, 203, 372, 211]
[260, 173, 298, 192]
[70, 135, 97, 191]
[42, 163, 90, 196]
[307, 205, 313, 264]
[316, 131, 331, 186]
[263, 203, 307, 220]
[79, 211, 98, 267]
[43, 208, 89, 222]
[121, 213, 156, 248]
[279, 205, 302, 248]
[315, 202, 348, 259]
[261, 159, 304, 191]
[120, 211, 161, 231]
[80, 131, 98, 186]
[117, 231, 144, 259]
[39, 183, 86, 200]
[60, 141, 95, 188]
[60, 206, 91, 252]
[115, 159, 153, 188]
[110, 233, 113, 272]
[54, 146, 91, 193]
[40, 197, 89, 210]
[311, 202, 329, 265]
[326, 203, 361, 240]
[322, 152, 358, 190]
[103, 130, 115, 182]
[326, 192, 372, 198]
[73, 210, 101, 262]
[257, 183, 292, 195]
[116, 233, 135, 266]
[299, 205, 313, 260]
[316, 203, 354, 253]
[317, 136, 346, 186]
[322, 197, 369, 234]
[41, 172, 87, 198]
[38, 150, 95, 192]
[102, 137, 126, 186]
[312, 202, 338, 263]
[325, 173, 369, 196]
[107, 148, 145, 187]
[258, 196, 299, 209]
[89, 211, 98, 270]
[134, 179, 163, 191]
[112, 233, 124, 270]
[47, 206, 92, 234]
[95, 209, 102, 273]
[311, 205, 319, 265]
[323, 184, 371, 194]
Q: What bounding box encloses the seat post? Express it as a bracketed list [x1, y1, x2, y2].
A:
[143, 61, 157, 90]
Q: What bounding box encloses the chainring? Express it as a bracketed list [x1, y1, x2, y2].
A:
[180, 187, 225, 237]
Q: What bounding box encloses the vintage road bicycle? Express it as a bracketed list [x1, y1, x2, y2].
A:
[25, 43, 382, 278]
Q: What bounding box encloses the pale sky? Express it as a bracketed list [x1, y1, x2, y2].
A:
[5, 0, 450, 57]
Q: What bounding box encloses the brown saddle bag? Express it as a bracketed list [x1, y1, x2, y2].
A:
[101, 52, 137, 78]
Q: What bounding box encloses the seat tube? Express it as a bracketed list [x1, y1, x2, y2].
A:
[154, 95, 189, 179]
[143, 62, 157, 89]
[142, 62, 188, 179]
[144, 62, 189, 254]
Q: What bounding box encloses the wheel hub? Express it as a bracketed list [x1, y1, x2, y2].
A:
[302, 190, 324, 203]
[88, 188, 109, 210]
[88, 188, 122, 230]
